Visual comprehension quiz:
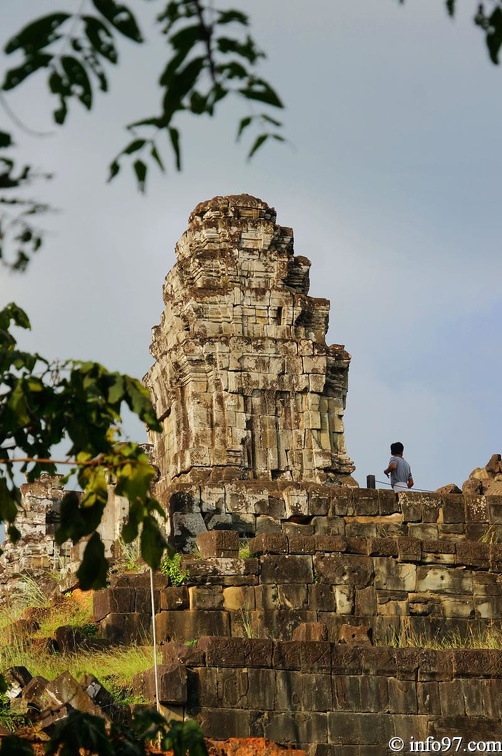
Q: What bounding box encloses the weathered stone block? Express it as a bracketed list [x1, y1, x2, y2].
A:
[373, 557, 416, 592]
[416, 566, 472, 595]
[332, 675, 361, 711]
[455, 541, 490, 569]
[275, 670, 332, 712]
[194, 707, 252, 739]
[359, 675, 389, 713]
[396, 537, 421, 562]
[188, 585, 224, 610]
[464, 494, 489, 522]
[314, 554, 373, 588]
[134, 663, 187, 705]
[355, 586, 376, 616]
[314, 535, 346, 552]
[368, 538, 398, 557]
[195, 529, 240, 558]
[255, 515, 282, 533]
[335, 585, 354, 614]
[159, 586, 189, 611]
[378, 490, 399, 516]
[93, 588, 135, 620]
[198, 636, 273, 668]
[327, 712, 393, 745]
[439, 679, 465, 716]
[309, 584, 336, 612]
[387, 678, 417, 713]
[100, 612, 152, 644]
[331, 646, 363, 675]
[292, 622, 328, 642]
[44, 671, 107, 719]
[453, 648, 502, 677]
[222, 586, 255, 611]
[288, 536, 316, 554]
[442, 494, 466, 523]
[155, 610, 230, 642]
[248, 533, 288, 555]
[161, 640, 205, 667]
[351, 490, 379, 517]
[418, 649, 454, 681]
[260, 555, 313, 584]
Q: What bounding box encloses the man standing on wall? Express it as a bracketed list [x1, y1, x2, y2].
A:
[384, 442, 414, 492]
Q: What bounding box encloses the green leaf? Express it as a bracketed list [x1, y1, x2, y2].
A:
[247, 133, 268, 159]
[150, 145, 165, 172]
[239, 79, 283, 109]
[2, 54, 53, 91]
[261, 113, 283, 128]
[46, 710, 111, 756]
[76, 532, 108, 590]
[237, 115, 252, 140]
[169, 24, 203, 53]
[7, 525, 21, 544]
[0, 131, 13, 148]
[83, 16, 118, 63]
[61, 56, 93, 109]
[4, 13, 70, 54]
[92, 0, 143, 43]
[108, 159, 120, 181]
[169, 127, 181, 171]
[133, 159, 147, 192]
[140, 517, 166, 570]
[161, 56, 206, 121]
[123, 138, 146, 155]
[0, 303, 31, 331]
[445, 0, 455, 17]
[123, 376, 160, 429]
[122, 517, 138, 544]
[217, 10, 249, 26]
[107, 374, 124, 404]
[0, 735, 35, 756]
[0, 480, 18, 524]
[486, 8, 502, 64]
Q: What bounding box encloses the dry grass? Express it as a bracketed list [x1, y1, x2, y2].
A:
[0, 580, 156, 704]
[387, 622, 502, 650]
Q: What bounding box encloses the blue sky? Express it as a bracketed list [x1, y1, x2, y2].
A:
[1, 1, 501, 492]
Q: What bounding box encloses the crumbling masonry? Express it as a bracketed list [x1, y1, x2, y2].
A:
[3, 196, 502, 753]
[144, 194, 357, 551]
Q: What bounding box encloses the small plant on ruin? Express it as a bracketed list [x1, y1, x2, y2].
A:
[116, 536, 144, 572]
[479, 525, 502, 544]
[184, 638, 198, 647]
[240, 608, 254, 639]
[238, 540, 253, 559]
[160, 553, 190, 586]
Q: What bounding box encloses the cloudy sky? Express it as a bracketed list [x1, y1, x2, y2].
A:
[1, 0, 501, 492]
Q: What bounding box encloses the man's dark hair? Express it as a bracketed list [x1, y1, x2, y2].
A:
[390, 442, 404, 455]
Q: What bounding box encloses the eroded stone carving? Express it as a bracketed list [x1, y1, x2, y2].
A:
[145, 195, 355, 506]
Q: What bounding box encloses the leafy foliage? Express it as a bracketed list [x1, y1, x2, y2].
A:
[0, 1, 285, 270]
[0, 302, 168, 588]
[41, 709, 208, 756]
[160, 551, 190, 585]
[0, 129, 51, 271]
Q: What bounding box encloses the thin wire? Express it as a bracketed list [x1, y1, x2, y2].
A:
[375, 479, 433, 493]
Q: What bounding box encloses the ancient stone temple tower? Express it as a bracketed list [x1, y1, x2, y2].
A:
[145, 195, 355, 489]
[144, 195, 356, 544]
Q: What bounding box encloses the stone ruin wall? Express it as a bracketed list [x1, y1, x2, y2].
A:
[2, 195, 502, 752]
[144, 194, 357, 549]
[144, 195, 355, 488]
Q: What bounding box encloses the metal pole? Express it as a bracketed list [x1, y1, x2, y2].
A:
[149, 567, 161, 713]
[366, 474, 376, 489]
